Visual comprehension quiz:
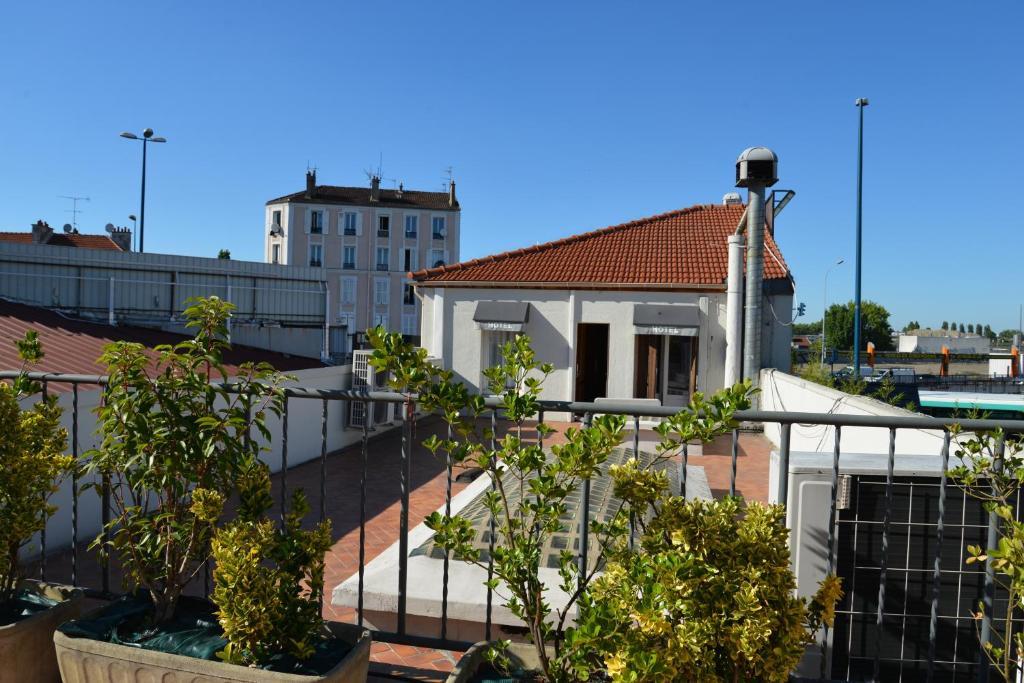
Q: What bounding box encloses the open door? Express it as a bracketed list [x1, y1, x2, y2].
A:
[634, 334, 660, 399]
[575, 323, 609, 403]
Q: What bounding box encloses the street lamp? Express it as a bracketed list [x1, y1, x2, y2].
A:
[119, 128, 166, 253]
[852, 98, 868, 376]
[822, 258, 845, 364]
[128, 215, 137, 252]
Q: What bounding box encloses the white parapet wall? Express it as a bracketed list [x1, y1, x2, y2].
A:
[758, 368, 946, 456]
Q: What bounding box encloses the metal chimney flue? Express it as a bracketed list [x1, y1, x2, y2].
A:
[735, 147, 778, 384]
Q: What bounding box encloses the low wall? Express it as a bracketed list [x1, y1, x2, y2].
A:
[759, 368, 946, 456]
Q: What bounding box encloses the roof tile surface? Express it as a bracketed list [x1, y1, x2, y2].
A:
[0, 232, 123, 250]
[267, 186, 458, 211]
[413, 203, 788, 287]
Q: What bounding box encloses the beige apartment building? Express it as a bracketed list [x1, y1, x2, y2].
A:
[264, 171, 460, 357]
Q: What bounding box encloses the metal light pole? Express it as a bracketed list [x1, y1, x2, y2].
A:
[119, 129, 166, 253]
[821, 258, 845, 364]
[852, 98, 868, 376]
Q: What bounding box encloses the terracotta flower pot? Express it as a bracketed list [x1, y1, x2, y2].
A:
[0, 581, 84, 683]
[54, 602, 371, 683]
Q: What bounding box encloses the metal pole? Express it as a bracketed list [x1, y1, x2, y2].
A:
[139, 138, 147, 253]
[853, 99, 868, 375]
[742, 182, 766, 382]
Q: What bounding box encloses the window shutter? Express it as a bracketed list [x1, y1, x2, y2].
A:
[411, 249, 418, 271]
[304, 208, 311, 234]
[355, 211, 363, 236]
[443, 249, 449, 264]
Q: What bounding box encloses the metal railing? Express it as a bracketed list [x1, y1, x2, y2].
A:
[6, 369, 1024, 682]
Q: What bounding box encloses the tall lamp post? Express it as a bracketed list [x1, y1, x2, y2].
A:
[852, 98, 868, 376]
[119, 129, 166, 253]
[821, 258, 845, 364]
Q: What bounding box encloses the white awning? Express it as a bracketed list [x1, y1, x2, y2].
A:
[633, 304, 699, 336]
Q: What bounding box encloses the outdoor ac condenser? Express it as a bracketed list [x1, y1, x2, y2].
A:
[770, 449, 1004, 682]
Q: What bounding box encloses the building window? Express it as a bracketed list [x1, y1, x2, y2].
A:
[403, 284, 415, 306]
[373, 313, 389, 329]
[402, 248, 418, 272]
[343, 246, 356, 269]
[432, 216, 446, 239]
[343, 212, 358, 235]
[483, 331, 515, 389]
[378, 214, 390, 237]
[376, 247, 390, 271]
[308, 244, 322, 267]
[310, 210, 323, 234]
[338, 312, 356, 330]
[401, 313, 417, 336]
[272, 210, 282, 227]
[404, 215, 418, 238]
[341, 277, 357, 305]
[374, 278, 389, 306]
[271, 244, 280, 264]
[430, 248, 445, 268]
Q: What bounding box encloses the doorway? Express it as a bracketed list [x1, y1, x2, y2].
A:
[634, 334, 697, 406]
[575, 323, 609, 403]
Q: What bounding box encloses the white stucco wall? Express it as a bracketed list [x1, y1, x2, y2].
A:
[898, 334, 992, 354]
[759, 368, 946, 456]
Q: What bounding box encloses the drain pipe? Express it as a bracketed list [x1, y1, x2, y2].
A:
[724, 232, 745, 387]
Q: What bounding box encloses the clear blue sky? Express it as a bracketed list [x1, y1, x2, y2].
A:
[2, 1, 1021, 331]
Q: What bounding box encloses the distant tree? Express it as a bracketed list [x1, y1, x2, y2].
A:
[902, 321, 921, 333]
[959, 323, 966, 334]
[824, 300, 895, 352]
[984, 324, 995, 340]
[941, 321, 949, 331]
[976, 322, 983, 336]
[998, 329, 1020, 345]
[218, 249, 231, 259]
[950, 321, 957, 333]
[792, 320, 821, 336]
[967, 324, 975, 334]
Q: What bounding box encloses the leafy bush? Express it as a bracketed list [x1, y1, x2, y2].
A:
[0, 332, 73, 604]
[567, 496, 842, 682]
[947, 428, 1024, 679]
[368, 329, 831, 681]
[86, 297, 288, 623]
[210, 465, 332, 666]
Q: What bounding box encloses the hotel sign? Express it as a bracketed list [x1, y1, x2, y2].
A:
[634, 325, 697, 337]
[479, 321, 523, 332]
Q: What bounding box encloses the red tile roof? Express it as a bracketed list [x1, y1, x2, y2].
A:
[0, 232, 123, 251]
[267, 186, 458, 211]
[413, 203, 790, 289]
[0, 300, 322, 391]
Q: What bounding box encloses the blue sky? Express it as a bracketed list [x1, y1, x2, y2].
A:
[1, 2, 1021, 330]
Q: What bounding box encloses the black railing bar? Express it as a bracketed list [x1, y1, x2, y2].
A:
[777, 423, 791, 506]
[441, 418, 453, 641]
[358, 401, 369, 628]
[280, 398, 289, 524]
[71, 383, 79, 587]
[631, 414, 639, 550]
[820, 425, 842, 679]
[39, 380, 48, 581]
[318, 398, 328, 611]
[926, 430, 951, 683]
[979, 435, 1005, 683]
[729, 429, 738, 497]
[484, 409, 497, 642]
[578, 412, 593, 588]
[8, 371, 1024, 431]
[872, 427, 897, 683]
[681, 442, 688, 499]
[396, 399, 411, 636]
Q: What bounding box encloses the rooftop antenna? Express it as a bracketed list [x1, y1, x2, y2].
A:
[441, 166, 454, 191]
[59, 195, 90, 231]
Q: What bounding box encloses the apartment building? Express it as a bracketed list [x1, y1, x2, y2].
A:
[264, 171, 460, 356]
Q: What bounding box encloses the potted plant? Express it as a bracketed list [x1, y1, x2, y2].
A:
[0, 331, 81, 683]
[370, 330, 841, 682]
[53, 297, 370, 682]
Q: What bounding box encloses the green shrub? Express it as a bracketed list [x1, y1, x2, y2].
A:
[85, 296, 288, 623]
[210, 465, 332, 666]
[0, 332, 73, 604]
[567, 496, 843, 682]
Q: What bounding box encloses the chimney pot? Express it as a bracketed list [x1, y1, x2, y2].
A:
[31, 220, 53, 244]
[305, 169, 316, 198]
[448, 180, 457, 208]
[370, 175, 380, 202]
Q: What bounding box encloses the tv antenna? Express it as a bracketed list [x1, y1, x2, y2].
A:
[59, 195, 90, 231]
[441, 166, 454, 190]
